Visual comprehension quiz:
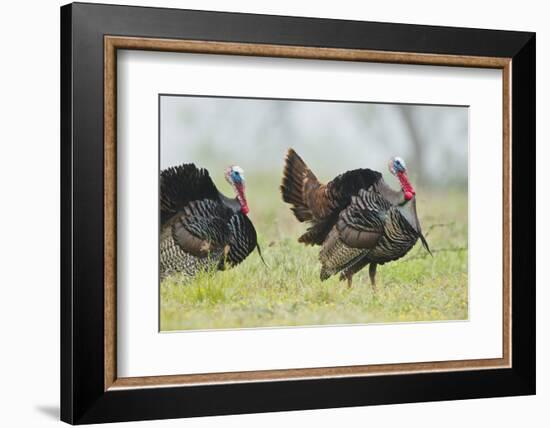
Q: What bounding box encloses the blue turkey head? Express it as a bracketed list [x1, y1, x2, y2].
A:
[388, 156, 415, 201]
[388, 156, 407, 175]
[225, 165, 249, 214]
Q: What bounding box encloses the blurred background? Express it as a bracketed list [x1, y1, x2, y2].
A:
[160, 95, 468, 189]
[160, 95, 469, 330]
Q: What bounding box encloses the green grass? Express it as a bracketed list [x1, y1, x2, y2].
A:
[160, 173, 468, 331]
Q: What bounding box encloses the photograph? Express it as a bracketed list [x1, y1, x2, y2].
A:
[159, 95, 469, 331]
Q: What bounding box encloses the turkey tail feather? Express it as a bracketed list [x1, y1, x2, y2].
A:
[280, 148, 319, 222]
[160, 163, 219, 225]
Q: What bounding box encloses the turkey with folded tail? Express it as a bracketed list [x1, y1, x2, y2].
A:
[280, 148, 430, 290]
[160, 163, 264, 280]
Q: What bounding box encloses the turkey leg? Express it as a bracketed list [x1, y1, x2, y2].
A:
[369, 263, 377, 292]
[345, 272, 353, 288]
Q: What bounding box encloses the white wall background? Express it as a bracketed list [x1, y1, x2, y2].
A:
[0, 1, 545, 427]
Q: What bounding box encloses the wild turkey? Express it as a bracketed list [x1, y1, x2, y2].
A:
[280, 148, 430, 290]
[160, 163, 263, 280]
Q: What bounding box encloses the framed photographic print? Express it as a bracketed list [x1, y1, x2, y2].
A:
[60, 2, 535, 424]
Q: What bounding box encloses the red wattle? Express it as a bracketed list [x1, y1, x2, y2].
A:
[236, 184, 249, 215]
[397, 171, 415, 201]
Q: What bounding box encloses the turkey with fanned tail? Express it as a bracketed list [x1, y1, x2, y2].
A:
[160, 163, 264, 281]
[280, 148, 430, 290]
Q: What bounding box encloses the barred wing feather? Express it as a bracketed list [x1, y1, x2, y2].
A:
[171, 199, 233, 258]
[222, 213, 259, 268]
[320, 189, 388, 278]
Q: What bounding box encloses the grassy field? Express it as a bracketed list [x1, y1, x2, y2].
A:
[160, 173, 468, 331]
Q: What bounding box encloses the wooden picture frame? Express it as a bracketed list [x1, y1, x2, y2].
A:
[61, 2, 535, 424]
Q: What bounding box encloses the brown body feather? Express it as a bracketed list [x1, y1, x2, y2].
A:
[280, 148, 383, 246]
